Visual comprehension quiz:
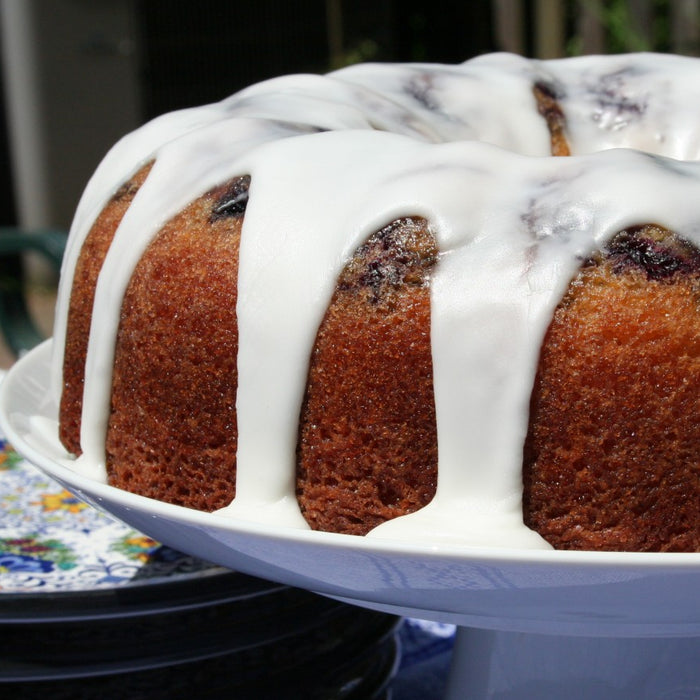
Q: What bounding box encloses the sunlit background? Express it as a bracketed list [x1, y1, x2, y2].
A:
[1, 0, 698, 232]
[0, 0, 697, 366]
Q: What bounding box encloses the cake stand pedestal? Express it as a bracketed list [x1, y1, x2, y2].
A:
[444, 627, 700, 699]
[3, 342, 700, 700]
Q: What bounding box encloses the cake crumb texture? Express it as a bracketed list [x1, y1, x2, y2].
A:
[523, 226, 700, 551]
[297, 218, 439, 535]
[106, 177, 249, 510]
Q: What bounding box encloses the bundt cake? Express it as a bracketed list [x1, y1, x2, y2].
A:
[52, 52, 700, 552]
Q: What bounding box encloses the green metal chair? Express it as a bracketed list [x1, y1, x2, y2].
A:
[0, 228, 67, 356]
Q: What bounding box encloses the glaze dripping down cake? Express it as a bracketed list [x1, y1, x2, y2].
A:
[53, 52, 700, 551]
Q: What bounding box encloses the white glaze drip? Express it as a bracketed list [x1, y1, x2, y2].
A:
[53, 53, 700, 548]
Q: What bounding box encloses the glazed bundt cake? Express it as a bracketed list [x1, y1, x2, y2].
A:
[53, 52, 700, 551]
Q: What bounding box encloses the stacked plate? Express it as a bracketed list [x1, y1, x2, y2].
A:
[0, 437, 400, 698]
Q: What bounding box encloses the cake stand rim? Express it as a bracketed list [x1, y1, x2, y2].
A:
[4, 340, 700, 638]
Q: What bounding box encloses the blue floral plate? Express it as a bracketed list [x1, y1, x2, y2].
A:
[0, 430, 288, 623]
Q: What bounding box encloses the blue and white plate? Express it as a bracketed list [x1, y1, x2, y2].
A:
[0, 428, 292, 625]
[0, 366, 405, 698]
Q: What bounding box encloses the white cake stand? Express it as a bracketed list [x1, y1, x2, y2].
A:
[3, 341, 700, 699]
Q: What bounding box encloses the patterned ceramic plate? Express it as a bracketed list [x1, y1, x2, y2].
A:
[0, 436, 218, 590]
[0, 431, 404, 692]
[0, 428, 285, 622]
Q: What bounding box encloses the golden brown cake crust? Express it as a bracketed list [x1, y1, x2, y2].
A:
[523, 226, 700, 551]
[296, 218, 439, 535]
[106, 177, 250, 510]
[533, 82, 571, 156]
[59, 163, 153, 456]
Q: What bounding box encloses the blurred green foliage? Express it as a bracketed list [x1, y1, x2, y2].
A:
[568, 0, 673, 55]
